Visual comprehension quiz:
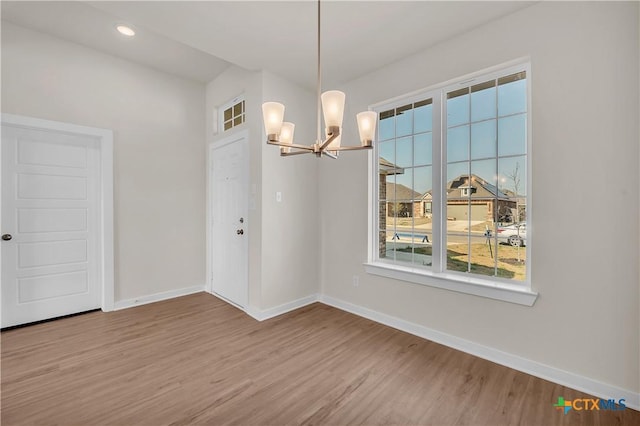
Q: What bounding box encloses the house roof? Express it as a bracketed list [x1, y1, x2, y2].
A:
[446, 174, 511, 200]
[385, 182, 422, 201]
[379, 157, 404, 176]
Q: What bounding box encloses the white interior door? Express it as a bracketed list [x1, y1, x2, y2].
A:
[1, 122, 102, 327]
[209, 133, 249, 308]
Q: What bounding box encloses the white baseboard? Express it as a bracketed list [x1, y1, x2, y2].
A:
[207, 290, 247, 312]
[320, 294, 640, 411]
[113, 285, 205, 311]
[246, 294, 320, 321]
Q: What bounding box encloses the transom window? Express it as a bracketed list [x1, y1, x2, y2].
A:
[370, 63, 531, 295]
[219, 97, 245, 132]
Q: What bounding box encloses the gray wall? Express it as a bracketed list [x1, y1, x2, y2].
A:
[260, 71, 319, 309]
[319, 1, 639, 394]
[1, 22, 207, 302]
[206, 67, 319, 312]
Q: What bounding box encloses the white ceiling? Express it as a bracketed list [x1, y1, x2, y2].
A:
[2, 1, 536, 88]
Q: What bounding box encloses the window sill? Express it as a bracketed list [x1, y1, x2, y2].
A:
[363, 262, 538, 306]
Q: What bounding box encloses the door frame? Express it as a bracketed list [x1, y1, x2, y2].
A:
[1, 113, 115, 313]
[206, 129, 249, 309]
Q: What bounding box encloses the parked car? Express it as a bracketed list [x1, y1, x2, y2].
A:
[497, 222, 527, 247]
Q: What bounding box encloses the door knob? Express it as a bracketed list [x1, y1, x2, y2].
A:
[236, 229, 244, 235]
[2, 234, 12, 241]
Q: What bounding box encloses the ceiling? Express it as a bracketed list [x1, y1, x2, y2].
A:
[1, 1, 536, 89]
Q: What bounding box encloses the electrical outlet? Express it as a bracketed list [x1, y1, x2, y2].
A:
[352, 275, 359, 287]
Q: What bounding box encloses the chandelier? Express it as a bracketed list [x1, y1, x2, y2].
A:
[261, 0, 377, 158]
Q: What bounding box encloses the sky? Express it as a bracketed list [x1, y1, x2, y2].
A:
[378, 76, 527, 197]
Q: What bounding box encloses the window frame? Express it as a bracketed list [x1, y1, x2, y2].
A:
[218, 95, 246, 133]
[366, 60, 537, 306]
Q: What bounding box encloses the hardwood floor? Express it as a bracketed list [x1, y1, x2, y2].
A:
[1, 293, 637, 425]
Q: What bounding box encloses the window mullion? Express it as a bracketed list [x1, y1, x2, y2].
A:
[432, 92, 444, 273]
[494, 78, 500, 276]
[392, 111, 397, 262]
[411, 112, 415, 266]
[467, 90, 472, 274]
[373, 126, 379, 263]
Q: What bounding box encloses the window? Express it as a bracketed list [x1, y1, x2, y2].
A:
[219, 97, 245, 132]
[368, 62, 535, 305]
[377, 98, 434, 267]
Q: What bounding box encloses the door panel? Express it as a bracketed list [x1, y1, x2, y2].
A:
[210, 136, 249, 308]
[18, 208, 87, 233]
[18, 240, 87, 268]
[18, 173, 87, 199]
[2, 125, 101, 327]
[17, 137, 87, 168]
[18, 271, 88, 303]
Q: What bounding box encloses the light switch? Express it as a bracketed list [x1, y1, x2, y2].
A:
[276, 191, 282, 202]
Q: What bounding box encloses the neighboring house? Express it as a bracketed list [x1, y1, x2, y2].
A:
[378, 157, 404, 257]
[379, 157, 404, 178]
[378, 157, 426, 258]
[445, 174, 517, 222]
[379, 157, 421, 218]
[501, 188, 526, 222]
[421, 191, 433, 218]
[385, 182, 422, 217]
[381, 158, 521, 224]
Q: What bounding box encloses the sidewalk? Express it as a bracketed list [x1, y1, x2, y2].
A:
[391, 219, 486, 233]
[383, 242, 432, 267]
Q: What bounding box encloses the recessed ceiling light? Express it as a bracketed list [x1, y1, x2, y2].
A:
[116, 25, 135, 37]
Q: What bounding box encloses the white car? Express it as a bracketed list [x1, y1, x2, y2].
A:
[496, 222, 526, 247]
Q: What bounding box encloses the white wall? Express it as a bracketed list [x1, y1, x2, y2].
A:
[260, 71, 318, 308]
[205, 67, 319, 312]
[319, 1, 639, 394]
[1, 22, 207, 302]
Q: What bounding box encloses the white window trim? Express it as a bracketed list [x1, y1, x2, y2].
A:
[366, 59, 537, 306]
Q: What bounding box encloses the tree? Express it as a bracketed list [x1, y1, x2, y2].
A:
[506, 162, 522, 222]
[506, 162, 524, 262]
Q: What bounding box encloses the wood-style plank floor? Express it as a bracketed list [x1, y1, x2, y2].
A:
[1, 292, 637, 425]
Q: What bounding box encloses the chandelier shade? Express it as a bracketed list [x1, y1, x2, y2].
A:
[279, 122, 295, 154]
[356, 111, 377, 147]
[327, 134, 342, 155]
[321, 90, 346, 128]
[262, 102, 285, 138]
